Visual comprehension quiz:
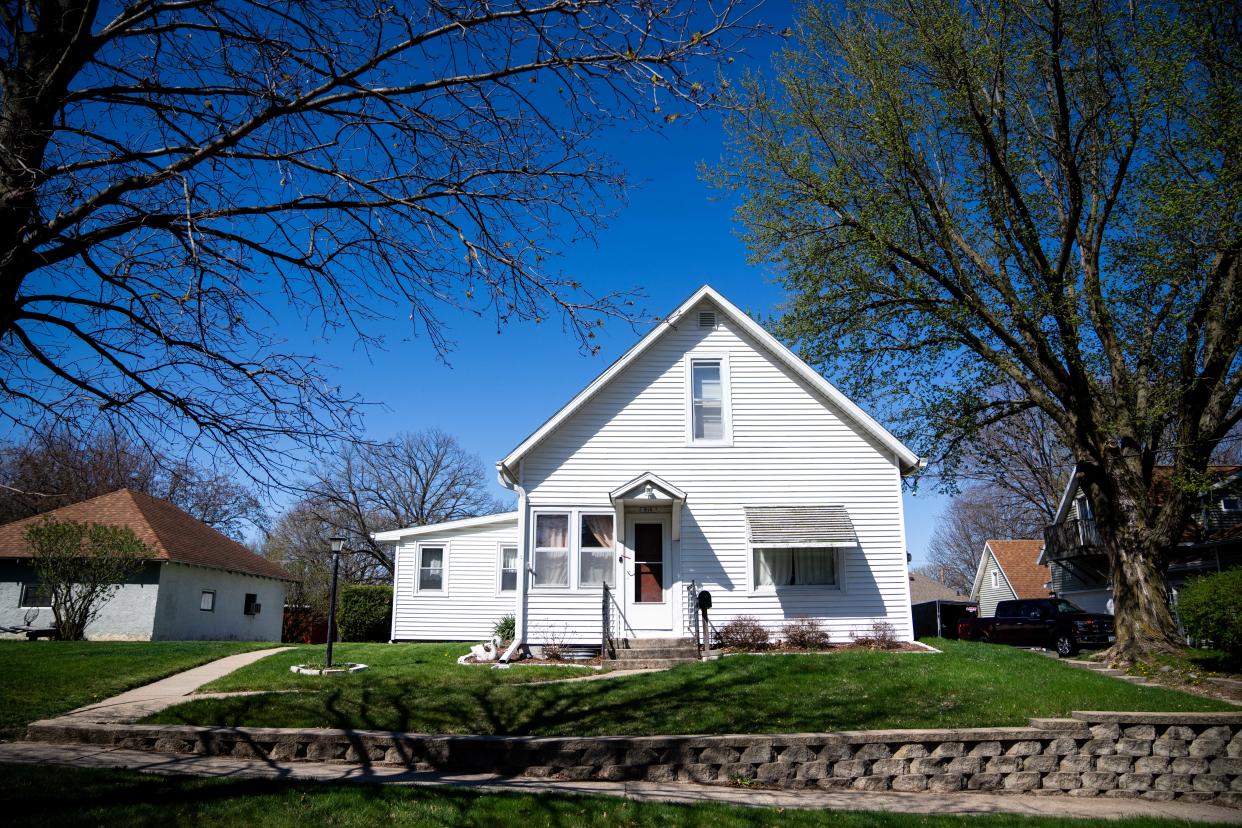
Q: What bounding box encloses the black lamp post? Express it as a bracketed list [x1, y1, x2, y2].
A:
[325, 535, 346, 668]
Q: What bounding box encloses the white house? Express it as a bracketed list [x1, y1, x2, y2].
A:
[381, 286, 922, 653]
[0, 489, 294, 641]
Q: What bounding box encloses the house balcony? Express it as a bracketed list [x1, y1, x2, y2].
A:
[1042, 517, 1105, 563]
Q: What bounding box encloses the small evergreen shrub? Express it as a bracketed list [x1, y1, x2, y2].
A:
[1179, 568, 1242, 652]
[493, 613, 516, 643]
[337, 585, 393, 642]
[781, 617, 831, 649]
[719, 616, 770, 650]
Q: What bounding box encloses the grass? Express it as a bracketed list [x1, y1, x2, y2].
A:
[1, 764, 1231, 828]
[145, 639, 1236, 736]
[0, 639, 270, 738]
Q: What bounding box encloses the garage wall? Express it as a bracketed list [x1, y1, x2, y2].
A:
[151, 562, 286, 641]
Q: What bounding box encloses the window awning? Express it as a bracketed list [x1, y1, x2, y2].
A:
[744, 506, 858, 548]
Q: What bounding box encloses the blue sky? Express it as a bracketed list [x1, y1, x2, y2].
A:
[299, 5, 952, 566]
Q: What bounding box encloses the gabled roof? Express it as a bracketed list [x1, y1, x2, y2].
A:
[971, 539, 1048, 601]
[371, 511, 519, 542]
[497, 285, 922, 479]
[0, 489, 294, 581]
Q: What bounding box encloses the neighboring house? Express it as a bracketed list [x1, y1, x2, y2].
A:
[381, 285, 922, 651]
[0, 489, 294, 641]
[970, 539, 1049, 618]
[1039, 465, 1242, 614]
[909, 572, 975, 640]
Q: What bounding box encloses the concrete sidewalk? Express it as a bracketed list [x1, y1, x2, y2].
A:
[52, 647, 293, 724]
[1, 741, 1238, 824]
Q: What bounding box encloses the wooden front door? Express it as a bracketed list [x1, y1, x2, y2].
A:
[623, 516, 673, 632]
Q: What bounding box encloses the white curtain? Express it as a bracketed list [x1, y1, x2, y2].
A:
[419, 547, 444, 590]
[534, 548, 568, 586]
[536, 514, 568, 548]
[581, 514, 614, 548]
[795, 548, 836, 585]
[755, 548, 794, 586]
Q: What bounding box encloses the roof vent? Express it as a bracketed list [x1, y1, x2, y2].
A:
[698, 310, 717, 329]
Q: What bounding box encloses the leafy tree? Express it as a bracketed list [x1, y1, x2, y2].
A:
[718, 0, 1241, 663]
[0, 429, 263, 538]
[0, 0, 753, 478]
[24, 517, 148, 640]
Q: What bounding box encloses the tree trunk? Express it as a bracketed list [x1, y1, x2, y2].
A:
[1098, 498, 1182, 667]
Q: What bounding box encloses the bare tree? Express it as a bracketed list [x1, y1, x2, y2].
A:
[927, 487, 1048, 595]
[24, 517, 148, 639]
[0, 429, 263, 538]
[0, 0, 757, 478]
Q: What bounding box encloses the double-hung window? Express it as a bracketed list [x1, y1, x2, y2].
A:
[418, 546, 446, 592]
[533, 514, 569, 587]
[688, 357, 729, 444]
[499, 545, 519, 592]
[753, 547, 838, 588]
[578, 514, 615, 588]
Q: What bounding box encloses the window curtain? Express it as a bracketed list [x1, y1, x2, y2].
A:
[754, 548, 794, 587]
[794, 548, 836, 585]
[533, 549, 568, 586]
[581, 514, 614, 547]
[536, 514, 569, 548]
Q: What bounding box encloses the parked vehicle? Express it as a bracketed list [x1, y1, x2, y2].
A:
[957, 598, 1114, 657]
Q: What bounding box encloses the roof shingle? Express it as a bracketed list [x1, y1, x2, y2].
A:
[0, 489, 294, 581]
[986, 539, 1050, 599]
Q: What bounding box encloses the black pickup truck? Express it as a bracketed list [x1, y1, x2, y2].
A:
[957, 598, 1115, 657]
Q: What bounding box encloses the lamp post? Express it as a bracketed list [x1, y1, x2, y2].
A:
[325, 535, 346, 668]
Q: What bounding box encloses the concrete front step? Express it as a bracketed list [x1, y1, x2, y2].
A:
[612, 646, 700, 661]
[617, 637, 697, 650]
[604, 658, 700, 671]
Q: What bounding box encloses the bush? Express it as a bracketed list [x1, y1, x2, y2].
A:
[493, 614, 515, 643]
[719, 616, 770, 650]
[1179, 568, 1242, 652]
[781, 617, 831, 649]
[337, 585, 393, 642]
[852, 620, 900, 650]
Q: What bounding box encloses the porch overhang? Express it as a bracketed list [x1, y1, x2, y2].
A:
[609, 472, 687, 542]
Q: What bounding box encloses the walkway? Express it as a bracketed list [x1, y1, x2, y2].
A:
[0, 741, 1237, 824]
[51, 647, 293, 724]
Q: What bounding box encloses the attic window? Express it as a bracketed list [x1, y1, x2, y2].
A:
[1222, 496, 1241, 512]
[688, 357, 731, 444]
[698, 310, 717, 329]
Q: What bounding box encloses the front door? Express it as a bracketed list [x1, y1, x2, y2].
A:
[624, 516, 673, 633]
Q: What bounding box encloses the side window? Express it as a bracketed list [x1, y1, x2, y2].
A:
[200, 590, 216, 612]
[532, 514, 569, 587]
[417, 546, 446, 592]
[19, 583, 51, 608]
[243, 593, 260, 615]
[499, 545, 519, 592]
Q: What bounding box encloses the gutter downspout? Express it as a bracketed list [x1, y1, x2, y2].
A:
[497, 460, 527, 663]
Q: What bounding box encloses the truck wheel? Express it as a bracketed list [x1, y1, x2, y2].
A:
[1055, 635, 1077, 658]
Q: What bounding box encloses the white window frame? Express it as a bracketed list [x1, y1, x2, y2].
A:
[415, 543, 448, 594]
[1221, 496, 1241, 512]
[576, 511, 616, 590]
[685, 353, 732, 446]
[531, 511, 571, 590]
[747, 543, 846, 594]
[200, 589, 216, 612]
[497, 542, 519, 596]
[990, 569, 999, 589]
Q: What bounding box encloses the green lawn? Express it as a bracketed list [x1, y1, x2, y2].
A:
[146, 639, 1236, 736]
[0, 764, 1229, 828]
[0, 640, 270, 738]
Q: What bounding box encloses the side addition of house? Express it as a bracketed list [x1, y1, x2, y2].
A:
[382, 286, 923, 652]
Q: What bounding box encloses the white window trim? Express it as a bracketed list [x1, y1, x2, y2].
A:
[496, 542, 519, 596]
[530, 510, 571, 590]
[990, 569, 999, 589]
[415, 542, 449, 595]
[576, 511, 617, 590]
[200, 589, 216, 612]
[684, 353, 733, 446]
[746, 543, 847, 594]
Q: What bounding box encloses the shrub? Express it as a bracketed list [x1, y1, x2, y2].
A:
[337, 585, 393, 642]
[1179, 568, 1242, 652]
[781, 617, 831, 649]
[493, 613, 516, 643]
[852, 620, 900, 650]
[719, 616, 770, 650]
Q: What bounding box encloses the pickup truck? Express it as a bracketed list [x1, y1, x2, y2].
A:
[957, 598, 1114, 657]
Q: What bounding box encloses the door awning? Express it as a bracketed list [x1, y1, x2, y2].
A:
[610, 472, 686, 542]
[744, 506, 858, 548]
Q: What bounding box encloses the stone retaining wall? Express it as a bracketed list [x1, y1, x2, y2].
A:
[27, 711, 1242, 807]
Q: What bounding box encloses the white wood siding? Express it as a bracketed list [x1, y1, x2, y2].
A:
[391, 519, 518, 641]
[976, 552, 1017, 617]
[519, 298, 914, 644]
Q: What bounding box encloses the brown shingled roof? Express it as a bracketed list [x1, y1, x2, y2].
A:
[909, 572, 967, 603]
[0, 489, 294, 581]
[986, 539, 1051, 599]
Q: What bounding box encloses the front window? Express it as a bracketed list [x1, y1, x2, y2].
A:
[753, 547, 837, 588]
[533, 514, 569, 587]
[19, 583, 50, 608]
[579, 514, 615, 587]
[690, 359, 725, 442]
[499, 545, 519, 592]
[418, 546, 445, 592]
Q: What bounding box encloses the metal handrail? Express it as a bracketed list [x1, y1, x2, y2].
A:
[686, 579, 700, 649]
